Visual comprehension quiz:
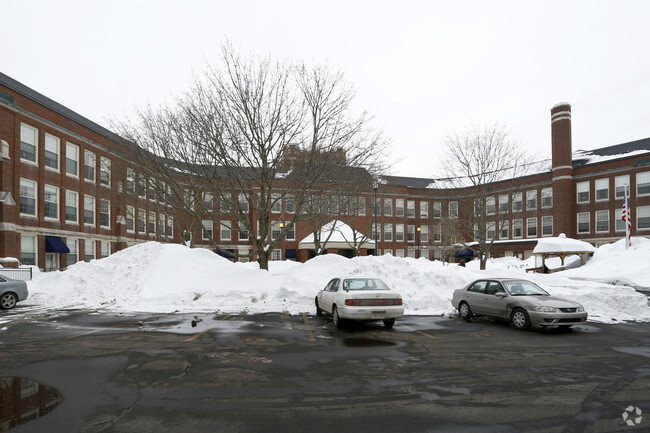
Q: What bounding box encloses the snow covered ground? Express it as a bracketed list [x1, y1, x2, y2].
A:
[17, 237, 650, 324]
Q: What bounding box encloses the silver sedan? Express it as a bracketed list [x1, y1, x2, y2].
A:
[451, 278, 587, 330]
[0, 275, 29, 310]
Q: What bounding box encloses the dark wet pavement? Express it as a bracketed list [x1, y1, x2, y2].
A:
[0, 311, 649, 432]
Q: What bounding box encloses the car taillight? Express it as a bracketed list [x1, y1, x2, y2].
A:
[345, 299, 360, 306]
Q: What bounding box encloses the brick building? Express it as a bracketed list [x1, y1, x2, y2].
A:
[1, 72, 649, 270]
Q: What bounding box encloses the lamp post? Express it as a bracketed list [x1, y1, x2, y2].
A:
[279, 221, 284, 260]
[373, 179, 379, 256]
[416, 226, 421, 259]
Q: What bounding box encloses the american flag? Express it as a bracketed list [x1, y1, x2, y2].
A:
[622, 187, 631, 247]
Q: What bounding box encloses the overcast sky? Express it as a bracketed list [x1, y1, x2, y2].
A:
[3, 0, 650, 178]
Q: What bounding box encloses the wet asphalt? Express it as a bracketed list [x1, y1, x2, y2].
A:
[0, 308, 649, 433]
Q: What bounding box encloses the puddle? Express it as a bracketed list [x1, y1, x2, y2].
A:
[0, 377, 63, 430]
[343, 337, 396, 348]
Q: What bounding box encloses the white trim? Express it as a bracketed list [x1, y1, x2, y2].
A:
[552, 165, 573, 172]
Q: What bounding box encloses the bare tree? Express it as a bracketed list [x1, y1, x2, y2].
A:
[114, 42, 388, 270]
[439, 122, 533, 270]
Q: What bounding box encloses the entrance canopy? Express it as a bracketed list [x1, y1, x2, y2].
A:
[298, 220, 375, 250]
[45, 236, 70, 254]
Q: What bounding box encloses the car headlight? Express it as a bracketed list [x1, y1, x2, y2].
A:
[577, 305, 585, 312]
[531, 306, 557, 313]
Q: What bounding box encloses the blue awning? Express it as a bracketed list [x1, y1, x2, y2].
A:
[285, 249, 297, 259]
[45, 236, 70, 253]
[454, 248, 474, 258]
[217, 249, 235, 258]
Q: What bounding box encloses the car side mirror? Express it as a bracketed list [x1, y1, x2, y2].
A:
[495, 292, 507, 298]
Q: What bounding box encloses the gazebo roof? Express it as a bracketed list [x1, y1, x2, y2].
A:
[298, 220, 374, 250]
[532, 234, 596, 255]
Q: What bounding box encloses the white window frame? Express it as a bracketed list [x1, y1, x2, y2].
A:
[84, 195, 95, 226]
[577, 212, 590, 234]
[44, 133, 60, 171]
[526, 190, 537, 211]
[100, 156, 111, 187]
[138, 209, 146, 234]
[126, 205, 135, 233]
[100, 199, 110, 228]
[21, 235, 37, 266]
[595, 178, 609, 202]
[66, 190, 79, 224]
[43, 184, 59, 221]
[395, 223, 404, 242]
[541, 187, 553, 208]
[499, 194, 509, 213]
[637, 172, 650, 196]
[542, 216, 553, 237]
[220, 221, 231, 241]
[595, 210, 609, 233]
[202, 220, 213, 240]
[638, 206, 650, 230]
[20, 123, 38, 165]
[19, 178, 37, 217]
[615, 175, 629, 199]
[66, 142, 79, 178]
[407, 200, 415, 218]
[512, 192, 522, 212]
[85, 240, 95, 262]
[384, 198, 393, 217]
[420, 201, 429, 218]
[449, 201, 458, 218]
[433, 201, 441, 218]
[395, 199, 404, 217]
[84, 150, 96, 183]
[513, 219, 523, 239]
[486, 197, 495, 215]
[499, 220, 509, 239]
[577, 181, 590, 203]
[384, 223, 393, 242]
[148, 211, 156, 234]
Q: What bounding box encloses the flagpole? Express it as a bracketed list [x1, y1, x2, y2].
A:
[624, 184, 630, 249]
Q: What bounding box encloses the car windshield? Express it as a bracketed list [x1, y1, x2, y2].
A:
[502, 280, 549, 296]
[342, 278, 390, 291]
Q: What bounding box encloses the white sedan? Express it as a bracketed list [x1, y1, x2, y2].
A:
[315, 277, 404, 328]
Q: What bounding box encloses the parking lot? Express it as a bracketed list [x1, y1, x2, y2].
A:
[1, 309, 649, 433]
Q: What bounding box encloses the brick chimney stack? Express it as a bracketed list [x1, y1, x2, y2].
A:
[550, 102, 574, 237]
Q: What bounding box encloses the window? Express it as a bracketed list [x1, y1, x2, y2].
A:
[221, 221, 231, 240]
[148, 211, 156, 234]
[67, 239, 77, 267]
[126, 168, 135, 194]
[526, 190, 537, 211]
[238, 193, 248, 213]
[615, 175, 630, 199]
[19, 178, 37, 216]
[126, 206, 135, 232]
[44, 185, 59, 220]
[100, 242, 110, 258]
[66, 190, 78, 223]
[433, 201, 441, 218]
[407, 200, 415, 218]
[634, 205, 650, 229]
[21, 235, 36, 266]
[486, 197, 495, 215]
[407, 225, 415, 242]
[384, 198, 393, 217]
[285, 195, 295, 213]
[513, 219, 523, 238]
[541, 187, 553, 208]
[449, 201, 458, 218]
[137, 173, 146, 198]
[596, 210, 609, 233]
[487, 222, 496, 240]
[395, 249, 404, 258]
[84, 150, 96, 182]
[84, 195, 95, 225]
[20, 123, 37, 164]
[358, 197, 366, 216]
[272, 249, 282, 261]
[66, 143, 79, 177]
[542, 216, 553, 236]
[100, 157, 111, 187]
[271, 221, 282, 240]
[286, 222, 295, 240]
[202, 192, 213, 211]
[500, 220, 509, 239]
[384, 223, 393, 242]
[407, 249, 416, 259]
[577, 181, 589, 203]
[157, 180, 166, 203]
[420, 225, 428, 243]
[148, 178, 156, 201]
[499, 195, 509, 213]
[202, 220, 213, 240]
[100, 199, 110, 228]
[85, 240, 95, 262]
[239, 221, 249, 240]
[166, 218, 174, 237]
[592, 178, 608, 201]
[433, 225, 441, 242]
[372, 224, 380, 242]
[637, 172, 650, 196]
[44, 134, 60, 170]
[614, 209, 625, 232]
[512, 192, 522, 212]
[271, 194, 281, 213]
[395, 199, 404, 217]
[577, 212, 590, 233]
[395, 224, 404, 242]
[158, 214, 165, 236]
[138, 209, 146, 233]
[420, 201, 428, 218]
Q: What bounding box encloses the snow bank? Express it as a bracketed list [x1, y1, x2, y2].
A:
[25, 238, 650, 324]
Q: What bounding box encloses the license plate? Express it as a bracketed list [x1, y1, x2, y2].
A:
[371, 311, 386, 319]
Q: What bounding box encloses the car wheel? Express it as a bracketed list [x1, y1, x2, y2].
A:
[332, 305, 343, 328]
[0, 292, 18, 310]
[511, 308, 531, 330]
[459, 302, 473, 321]
[383, 318, 395, 328]
[315, 297, 323, 317]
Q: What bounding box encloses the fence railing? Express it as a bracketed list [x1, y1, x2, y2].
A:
[0, 268, 33, 281]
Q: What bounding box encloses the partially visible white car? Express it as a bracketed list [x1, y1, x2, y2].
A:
[315, 277, 404, 328]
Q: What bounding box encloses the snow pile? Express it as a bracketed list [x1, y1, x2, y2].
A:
[25, 238, 650, 323]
